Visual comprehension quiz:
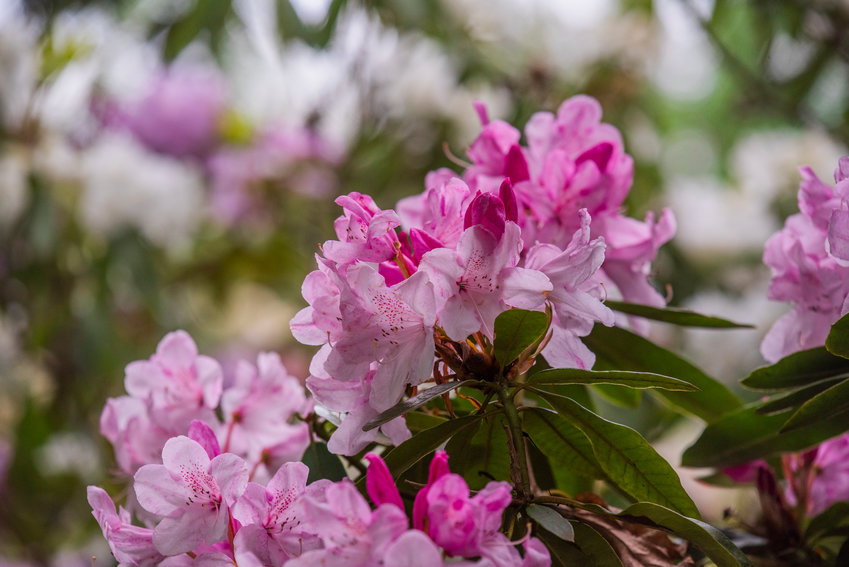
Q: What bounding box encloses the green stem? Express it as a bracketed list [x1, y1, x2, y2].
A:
[499, 387, 531, 501]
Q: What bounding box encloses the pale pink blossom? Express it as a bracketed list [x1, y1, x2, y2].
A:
[87, 486, 163, 566]
[133, 436, 248, 555]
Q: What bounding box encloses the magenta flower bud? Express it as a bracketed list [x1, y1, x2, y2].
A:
[498, 178, 519, 223]
[504, 145, 530, 184]
[413, 450, 450, 531]
[365, 453, 404, 510]
[464, 192, 506, 239]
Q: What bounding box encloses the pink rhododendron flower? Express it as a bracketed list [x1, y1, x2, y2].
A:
[133, 436, 249, 555]
[220, 352, 311, 467]
[87, 486, 164, 566]
[762, 158, 849, 362]
[120, 66, 227, 159]
[285, 480, 409, 567]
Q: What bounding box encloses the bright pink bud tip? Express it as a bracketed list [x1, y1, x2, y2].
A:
[473, 100, 490, 126]
[365, 453, 404, 510]
[464, 192, 506, 239]
[498, 178, 519, 223]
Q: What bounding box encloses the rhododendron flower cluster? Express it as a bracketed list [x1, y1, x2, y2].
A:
[90, 423, 550, 567]
[99, 331, 311, 480]
[291, 96, 673, 455]
[762, 157, 849, 362]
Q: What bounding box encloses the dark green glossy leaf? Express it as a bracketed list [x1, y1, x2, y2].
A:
[527, 504, 575, 542]
[584, 324, 741, 421]
[381, 414, 483, 478]
[826, 312, 849, 359]
[443, 416, 482, 478]
[537, 529, 592, 566]
[593, 384, 641, 408]
[741, 347, 849, 392]
[461, 412, 512, 490]
[682, 403, 849, 468]
[523, 408, 606, 482]
[405, 412, 447, 433]
[493, 308, 548, 368]
[301, 441, 347, 483]
[529, 368, 699, 391]
[363, 380, 476, 431]
[805, 501, 849, 542]
[572, 522, 623, 566]
[532, 389, 701, 518]
[617, 502, 752, 567]
[755, 376, 844, 415]
[605, 300, 752, 328]
[780, 377, 849, 432]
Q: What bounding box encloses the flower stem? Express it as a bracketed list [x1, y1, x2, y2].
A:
[498, 387, 531, 501]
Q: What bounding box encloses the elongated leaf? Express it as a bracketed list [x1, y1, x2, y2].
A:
[527, 504, 575, 542]
[742, 347, 849, 391]
[536, 529, 592, 566]
[532, 389, 701, 518]
[593, 384, 641, 408]
[826, 312, 849, 359]
[682, 403, 849, 468]
[571, 522, 623, 566]
[301, 441, 347, 483]
[443, 417, 482, 478]
[461, 413, 512, 490]
[617, 502, 752, 567]
[363, 380, 476, 431]
[584, 324, 740, 421]
[523, 408, 606, 482]
[755, 377, 844, 415]
[381, 414, 483, 478]
[805, 501, 849, 542]
[494, 308, 548, 368]
[529, 368, 698, 391]
[405, 412, 447, 432]
[780, 377, 849, 432]
[605, 300, 752, 328]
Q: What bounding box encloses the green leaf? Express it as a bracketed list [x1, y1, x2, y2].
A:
[605, 300, 752, 328]
[682, 403, 849, 468]
[363, 380, 476, 431]
[381, 414, 483, 478]
[527, 504, 575, 542]
[780, 377, 849, 432]
[461, 413, 512, 490]
[443, 417, 482, 478]
[755, 376, 844, 415]
[529, 368, 699, 391]
[301, 441, 347, 483]
[571, 522, 623, 566]
[536, 529, 592, 566]
[741, 347, 849, 391]
[523, 408, 606, 483]
[593, 384, 641, 408]
[617, 502, 753, 567]
[405, 412, 447, 433]
[805, 501, 849, 542]
[826, 312, 849, 359]
[584, 324, 741, 421]
[493, 308, 548, 368]
[531, 390, 701, 518]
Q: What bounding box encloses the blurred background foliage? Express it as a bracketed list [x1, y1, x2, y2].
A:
[1, 0, 849, 564]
